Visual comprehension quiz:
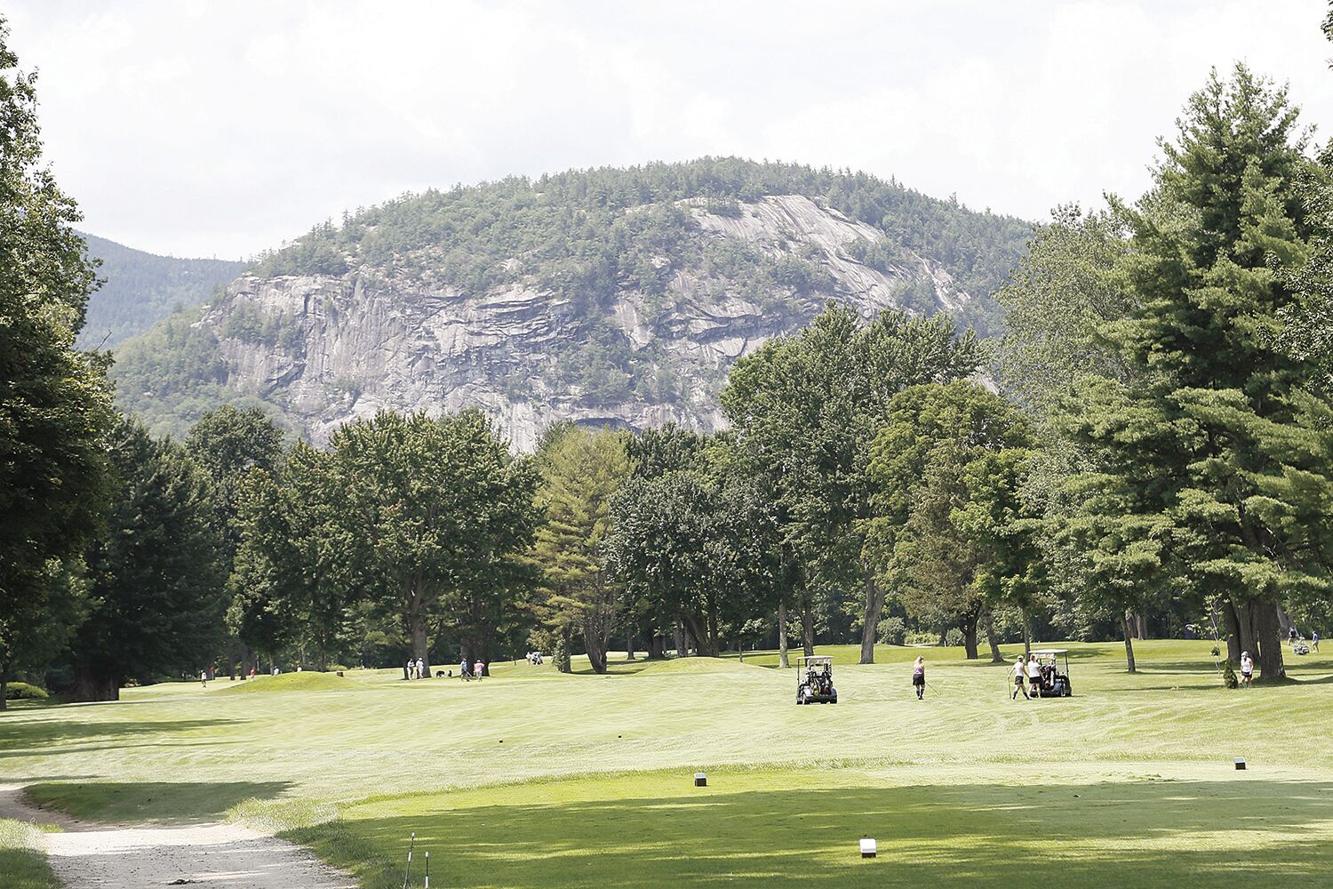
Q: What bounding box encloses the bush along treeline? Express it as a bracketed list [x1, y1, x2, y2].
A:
[6, 14, 1333, 702]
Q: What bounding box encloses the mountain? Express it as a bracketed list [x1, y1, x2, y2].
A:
[78, 233, 248, 349]
[110, 158, 1032, 445]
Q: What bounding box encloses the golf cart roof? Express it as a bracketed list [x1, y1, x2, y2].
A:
[1033, 649, 1068, 655]
[797, 655, 833, 664]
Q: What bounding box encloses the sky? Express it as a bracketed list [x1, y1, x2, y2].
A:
[6, 0, 1332, 259]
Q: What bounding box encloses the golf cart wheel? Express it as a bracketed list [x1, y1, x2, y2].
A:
[829, 692, 838, 704]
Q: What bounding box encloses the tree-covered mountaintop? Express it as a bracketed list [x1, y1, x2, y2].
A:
[256, 157, 1031, 305]
[78, 234, 247, 350]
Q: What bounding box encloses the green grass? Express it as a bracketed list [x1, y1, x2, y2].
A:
[220, 670, 355, 694]
[0, 820, 60, 889]
[3, 640, 1333, 887]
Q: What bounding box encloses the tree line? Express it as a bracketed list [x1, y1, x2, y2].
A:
[5, 15, 1333, 703]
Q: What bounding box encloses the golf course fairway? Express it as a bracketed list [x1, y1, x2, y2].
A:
[3, 641, 1331, 887]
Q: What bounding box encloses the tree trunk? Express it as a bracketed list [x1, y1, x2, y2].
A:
[71, 666, 120, 702]
[647, 632, 665, 659]
[0, 679, 7, 711]
[584, 624, 608, 674]
[1122, 610, 1137, 673]
[983, 609, 1003, 664]
[1254, 599, 1286, 682]
[1022, 611, 1033, 659]
[683, 613, 718, 658]
[626, 627, 636, 661]
[1231, 596, 1258, 665]
[409, 612, 431, 678]
[777, 604, 790, 669]
[859, 570, 885, 665]
[801, 600, 815, 657]
[961, 611, 979, 660]
[1221, 598, 1242, 664]
[673, 621, 688, 657]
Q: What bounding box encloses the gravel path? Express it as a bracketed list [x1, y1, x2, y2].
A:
[0, 785, 357, 889]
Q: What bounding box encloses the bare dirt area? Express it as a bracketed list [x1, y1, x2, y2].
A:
[0, 785, 356, 889]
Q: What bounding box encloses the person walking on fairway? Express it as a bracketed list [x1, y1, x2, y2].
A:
[1026, 653, 1042, 698]
[1012, 656, 1028, 700]
[1314, 630, 1321, 652]
[1240, 651, 1255, 687]
[912, 656, 926, 700]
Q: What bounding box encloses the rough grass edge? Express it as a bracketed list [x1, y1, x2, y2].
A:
[0, 819, 60, 889]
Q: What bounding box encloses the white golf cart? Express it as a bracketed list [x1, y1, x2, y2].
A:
[795, 655, 838, 704]
[1030, 649, 1073, 698]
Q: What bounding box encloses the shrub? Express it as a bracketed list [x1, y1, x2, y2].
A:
[1222, 661, 1239, 689]
[905, 630, 937, 646]
[944, 628, 965, 648]
[4, 681, 49, 701]
[877, 616, 907, 646]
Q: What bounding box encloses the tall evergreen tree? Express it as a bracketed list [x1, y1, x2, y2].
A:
[531, 426, 632, 674]
[71, 419, 224, 700]
[1064, 66, 1325, 679]
[0, 16, 114, 705]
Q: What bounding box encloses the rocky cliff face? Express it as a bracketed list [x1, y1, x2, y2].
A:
[197, 195, 981, 449]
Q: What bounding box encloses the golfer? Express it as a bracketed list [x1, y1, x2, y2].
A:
[1314, 630, 1320, 652]
[1012, 656, 1029, 700]
[1026, 654, 1042, 698]
[912, 656, 926, 700]
[1240, 651, 1254, 687]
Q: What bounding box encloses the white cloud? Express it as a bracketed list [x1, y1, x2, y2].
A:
[5, 0, 1331, 257]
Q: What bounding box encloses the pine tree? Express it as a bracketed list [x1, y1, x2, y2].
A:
[1065, 66, 1327, 680]
[531, 426, 632, 674]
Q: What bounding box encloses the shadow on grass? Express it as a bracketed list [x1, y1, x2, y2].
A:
[0, 718, 237, 758]
[25, 780, 293, 824]
[294, 778, 1333, 889]
[0, 848, 59, 889]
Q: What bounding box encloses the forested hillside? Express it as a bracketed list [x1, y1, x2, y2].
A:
[77, 233, 246, 349]
[110, 158, 1031, 443]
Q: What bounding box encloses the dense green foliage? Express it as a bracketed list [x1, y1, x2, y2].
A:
[530, 425, 633, 673]
[720, 305, 981, 663]
[0, 17, 114, 709]
[76, 233, 246, 349]
[866, 381, 1039, 660]
[229, 410, 541, 674]
[996, 65, 1333, 675]
[70, 418, 225, 700]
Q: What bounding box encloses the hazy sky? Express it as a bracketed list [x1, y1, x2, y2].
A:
[6, 0, 1332, 259]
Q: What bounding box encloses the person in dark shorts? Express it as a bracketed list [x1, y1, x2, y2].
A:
[912, 656, 926, 700]
[1012, 656, 1028, 700]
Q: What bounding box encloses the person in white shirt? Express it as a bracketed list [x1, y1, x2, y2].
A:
[1239, 651, 1254, 687]
[1012, 656, 1028, 700]
[1026, 654, 1042, 698]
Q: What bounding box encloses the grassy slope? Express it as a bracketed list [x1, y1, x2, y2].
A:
[2, 641, 1332, 887]
[0, 821, 60, 889]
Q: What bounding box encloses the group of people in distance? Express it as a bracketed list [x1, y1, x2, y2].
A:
[1011, 653, 1051, 700]
[459, 655, 486, 680]
[525, 651, 544, 666]
[405, 657, 427, 679]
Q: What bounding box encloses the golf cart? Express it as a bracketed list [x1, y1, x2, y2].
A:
[796, 655, 838, 704]
[1030, 649, 1073, 697]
